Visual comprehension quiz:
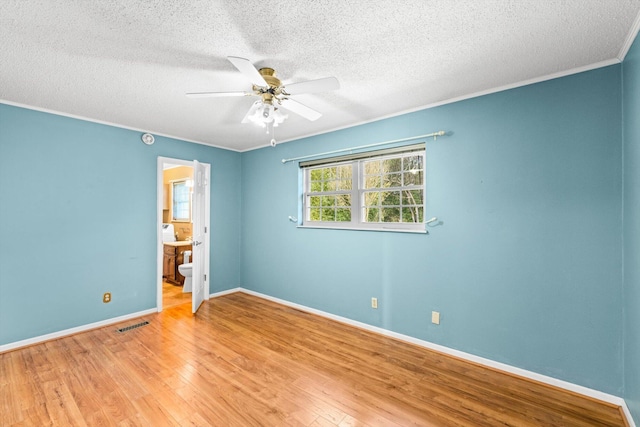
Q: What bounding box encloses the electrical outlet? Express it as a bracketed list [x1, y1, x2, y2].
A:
[103, 292, 112, 303]
[371, 297, 378, 309]
[431, 311, 440, 325]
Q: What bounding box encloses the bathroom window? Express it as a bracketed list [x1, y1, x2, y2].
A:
[301, 144, 426, 233]
[172, 179, 192, 222]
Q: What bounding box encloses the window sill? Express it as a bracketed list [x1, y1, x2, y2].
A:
[296, 224, 428, 234]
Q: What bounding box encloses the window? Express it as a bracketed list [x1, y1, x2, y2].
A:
[302, 144, 425, 232]
[172, 179, 192, 222]
[308, 163, 353, 222]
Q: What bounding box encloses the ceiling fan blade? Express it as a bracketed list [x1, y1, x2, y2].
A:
[284, 77, 340, 95]
[227, 56, 268, 87]
[279, 98, 322, 121]
[186, 91, 253, 98]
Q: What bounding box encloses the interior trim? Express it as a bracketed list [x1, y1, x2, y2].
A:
[250, 59, 621, 151]
[619, 9, 640, 61]
[1, 288, 632, 425]
[0, 54, 621, 155]
[0, 308, 157, 354]
[0, 99, 235, 152]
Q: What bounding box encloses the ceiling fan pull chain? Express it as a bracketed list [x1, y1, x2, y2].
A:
[268, 122, 277, 147]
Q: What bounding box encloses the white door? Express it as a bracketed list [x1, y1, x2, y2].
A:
[191, 160, 206, 313]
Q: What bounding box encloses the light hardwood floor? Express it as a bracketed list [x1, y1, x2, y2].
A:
[0, 292, 628, 426]
[162, 280, 191, 309]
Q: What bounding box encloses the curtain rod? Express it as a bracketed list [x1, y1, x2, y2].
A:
[281, 131, 447, 164]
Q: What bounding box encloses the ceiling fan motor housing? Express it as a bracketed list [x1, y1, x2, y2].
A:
[254, 68, 283, 105]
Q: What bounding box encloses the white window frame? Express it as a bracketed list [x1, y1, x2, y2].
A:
[300, 144, 426, 233]
[171, 179, 192, 222]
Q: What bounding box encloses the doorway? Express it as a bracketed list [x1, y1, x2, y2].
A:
[156, 157, 211, 313]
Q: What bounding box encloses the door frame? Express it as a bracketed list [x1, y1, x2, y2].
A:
[156, 156, 211, 312]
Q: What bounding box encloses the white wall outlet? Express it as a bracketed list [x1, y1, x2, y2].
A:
[371, 297, 378, 309]
[432, 311, 440, 325]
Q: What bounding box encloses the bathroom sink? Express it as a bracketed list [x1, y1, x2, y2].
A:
[163, 240, 192, 246]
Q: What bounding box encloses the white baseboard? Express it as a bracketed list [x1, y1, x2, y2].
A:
[236, 288, 635, 427]
[624, 405, 638, 427]
[2, 289, 634, 426]
[210, 287, 242, 299]
[0, 308, 157, 354]
[1, 287, 238, 353]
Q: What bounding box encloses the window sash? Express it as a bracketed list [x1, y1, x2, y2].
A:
[302, 147, 425, 231]
[172, 180, 191, 222]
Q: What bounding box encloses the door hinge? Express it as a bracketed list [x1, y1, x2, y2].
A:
[205, 226, 207, 233]
[204, 274, 207, 281]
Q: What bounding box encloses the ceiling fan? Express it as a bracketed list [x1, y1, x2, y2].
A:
[187, 56, 340, 146]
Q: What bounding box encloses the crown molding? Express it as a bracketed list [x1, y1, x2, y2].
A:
[619, 9, 640, 61]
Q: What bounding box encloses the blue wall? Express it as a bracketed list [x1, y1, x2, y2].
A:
[624, 32, 640, 423]
[241, 65, 624, 395]
[0, 104, 241, 345]
[0, 46, 635, 413]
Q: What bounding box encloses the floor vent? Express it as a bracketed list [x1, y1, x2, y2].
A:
[117, 321, 149, 333]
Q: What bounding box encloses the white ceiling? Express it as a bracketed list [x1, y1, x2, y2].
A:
[1, 1, 639, 152]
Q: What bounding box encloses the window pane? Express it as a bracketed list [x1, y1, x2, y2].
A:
[309, 196, 321, 207]
[337, 165, 352, 179]
[381, 207, 401, 222]
[402, 189, 423, 205]
[383, 158, 402, 173]
[337, 179, 352, 190]
[309, 208, 320, 221]
[383, 173, 402, 187]
[321, 208, 335, 221]
[336, 208, 351, 222]
[364, 191, 379, 206]
[403, 155, 423, 171]
[322, 167, 336, 180]
[172, 181, 191, 221]
[365, 207, 380, 222]
[365, 176, 381, 189]
[402, 206, 424, 223]
[311, 181, 323, 192]
[381, 191, 400, 206]
[321, 196, 335, 206]
[322, 180, 336, 192]
[310, 169, 322, 181]
[403, 171, 423, 186]
[364, 160, 381, 175]
[336, 194, 351, 207]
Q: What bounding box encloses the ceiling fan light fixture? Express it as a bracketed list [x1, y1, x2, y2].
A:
[261, 103, 274, 120]
[246, 100, 287, 127]
[273, 108, 287, 126]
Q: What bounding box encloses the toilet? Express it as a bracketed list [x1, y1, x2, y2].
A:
[178, 250, 193, 293]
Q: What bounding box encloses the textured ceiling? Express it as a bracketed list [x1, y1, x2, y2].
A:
[1, 1, 639, 151]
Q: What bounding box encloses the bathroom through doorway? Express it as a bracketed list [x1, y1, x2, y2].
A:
[156, 157, 211, 314]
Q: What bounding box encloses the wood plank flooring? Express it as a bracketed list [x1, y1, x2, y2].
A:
[0, 292, 628, 426]
[163, 280, 191, 309]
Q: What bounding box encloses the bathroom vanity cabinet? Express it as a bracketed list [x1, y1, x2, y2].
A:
[163, 242, 192, 285]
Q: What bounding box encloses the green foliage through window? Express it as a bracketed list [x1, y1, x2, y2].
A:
[303, 148, 425, 231]
[361, 154, 424, 224]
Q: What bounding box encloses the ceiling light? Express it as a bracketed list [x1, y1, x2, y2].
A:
[243, 100, 288, 147]
[245, 100, 287, 128]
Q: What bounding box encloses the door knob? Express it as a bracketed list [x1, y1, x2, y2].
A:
[193, 241, 202, 246]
